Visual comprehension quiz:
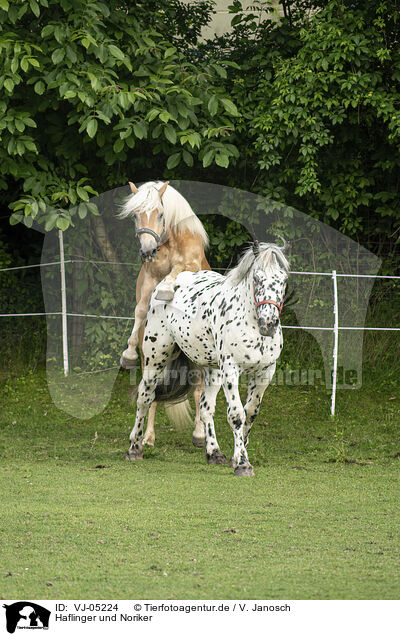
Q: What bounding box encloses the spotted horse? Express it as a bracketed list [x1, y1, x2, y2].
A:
[126, 242, 289, 476]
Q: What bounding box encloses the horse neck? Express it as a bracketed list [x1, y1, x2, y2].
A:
[234, 275, 258, 323]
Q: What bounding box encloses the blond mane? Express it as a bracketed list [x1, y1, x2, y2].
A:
[119, 181, 209, 247]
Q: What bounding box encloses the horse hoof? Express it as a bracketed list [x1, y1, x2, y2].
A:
[120, 355, 139, 370]
[234, 464, 255, 477]
[229, 456, 237, 468]
[125, 449, 143, 461]
[192, 435, 205, 448]
[206, 449, 227, 465]
[143, 438, 154, 447]
[155, 288, 174, 301]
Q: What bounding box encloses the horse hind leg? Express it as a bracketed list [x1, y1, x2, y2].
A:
[127, 321, 176, 459]
[126, 375, 158, 460]
[192, 375, 206, 447]
[143, 402, 157, 447]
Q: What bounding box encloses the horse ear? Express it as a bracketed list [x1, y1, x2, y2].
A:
[158, 181, 169, 199]
[129, 182, 139, 194]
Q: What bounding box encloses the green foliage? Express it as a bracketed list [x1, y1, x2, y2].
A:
[0, 0, 239, 229]
[204, 217, 251, 265]
[0, 231, 11, 269]
[213, 0, 400, 257]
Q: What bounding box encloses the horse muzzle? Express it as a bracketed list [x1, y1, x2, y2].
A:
[140, 247, 157, 262]
[258, 317, 279, 337]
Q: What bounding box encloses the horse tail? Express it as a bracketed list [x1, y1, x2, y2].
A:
[154, 349, 195, 405]
[164, 400, 192, 429]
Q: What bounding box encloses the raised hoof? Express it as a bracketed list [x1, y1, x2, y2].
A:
[125, 448, 143, 461]
[143, 438, 154, 447]
[206, 449, 227, 465]
[234, 463, 255, 477]
[120, 355, 139, 370]
[192, 435, 205, 448]
[155, 288, 174, 301]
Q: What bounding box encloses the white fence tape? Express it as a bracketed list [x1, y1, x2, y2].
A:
[1, 237, 399, 415]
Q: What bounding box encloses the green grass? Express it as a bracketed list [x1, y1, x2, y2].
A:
[0, 368, 399, 600]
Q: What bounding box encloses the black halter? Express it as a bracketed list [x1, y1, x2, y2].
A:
[135, 214, 167, 245]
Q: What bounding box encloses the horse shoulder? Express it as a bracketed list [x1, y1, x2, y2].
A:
[171, 230, 206, 270]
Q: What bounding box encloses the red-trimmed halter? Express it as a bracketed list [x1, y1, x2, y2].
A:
[253, 280, 284, 314]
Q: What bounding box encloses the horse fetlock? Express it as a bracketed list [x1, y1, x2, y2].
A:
[123, 341, 138, 356]
[192, 434, 206, 448]
[206, 449, 227, 465]
[234, 463, 255, 477]
[125, 444, 144, 461]
[143, 433, 155, 447]
[120, 354, 139, 370]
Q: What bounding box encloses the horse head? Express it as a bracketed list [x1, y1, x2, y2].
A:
[128, 181, 169, 262]
[252, 246, 288, 337]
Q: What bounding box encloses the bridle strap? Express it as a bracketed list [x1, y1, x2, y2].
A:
[253, 281, 284, 314]
[135, 215, 166, 245]
[255, 298, 283, 313]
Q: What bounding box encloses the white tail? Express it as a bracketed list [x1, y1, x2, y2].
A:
[164, 400, 192, 429]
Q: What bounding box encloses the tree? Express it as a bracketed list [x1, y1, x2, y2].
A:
[212, 0, 400, 258]
[0, 0, 239, 230]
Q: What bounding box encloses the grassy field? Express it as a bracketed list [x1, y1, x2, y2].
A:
[0, 366, 399, 600]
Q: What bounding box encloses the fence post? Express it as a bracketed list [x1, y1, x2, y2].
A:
[58, 230, 69, 377]
[331, 269, 339, 416]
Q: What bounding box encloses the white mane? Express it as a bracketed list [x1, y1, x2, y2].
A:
[225, 242, 289, 286]
[119, 181, 209, 247]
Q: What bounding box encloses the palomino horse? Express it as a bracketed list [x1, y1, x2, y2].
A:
[126, 242, 289, 476]
[119, 180, 210, 447]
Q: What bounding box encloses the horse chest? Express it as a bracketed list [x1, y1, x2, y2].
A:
[218, 322, 282, 368]
[152, 249, 171, 279]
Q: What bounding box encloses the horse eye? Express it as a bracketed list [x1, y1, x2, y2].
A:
[158, 213, 163, 220]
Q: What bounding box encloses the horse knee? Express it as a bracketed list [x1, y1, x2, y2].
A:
[227, 407, 246, 430]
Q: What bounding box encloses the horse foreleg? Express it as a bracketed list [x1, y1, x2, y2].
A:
[222, 370, 254, 477]
[192, 377, 205, 447]
[121, 279, 156, 368]
[243, 364, 276, 446]
[155, 252, 203, 302]
[201, 369, 226, 464]
[126, 375, 159, 460]
[143, 402, 157, 447]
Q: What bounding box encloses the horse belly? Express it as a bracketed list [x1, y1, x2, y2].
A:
[167, 309, 217, 367]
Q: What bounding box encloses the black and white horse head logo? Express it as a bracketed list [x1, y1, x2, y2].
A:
[3, 602, 50, 634]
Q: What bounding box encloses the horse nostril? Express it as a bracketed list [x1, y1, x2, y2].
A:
[267, 320, 279, 335]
